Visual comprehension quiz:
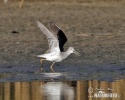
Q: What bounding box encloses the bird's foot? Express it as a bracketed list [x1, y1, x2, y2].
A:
[50, 62, 55, 72]
[34, 68, 44, 73]
[50, 66, 55, 72]
[51, 69, 55, 72]
[35, 59, 44, 73]
[34, 70, 42, 73]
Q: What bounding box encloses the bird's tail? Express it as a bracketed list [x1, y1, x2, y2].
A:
[37, 55, 44, 57]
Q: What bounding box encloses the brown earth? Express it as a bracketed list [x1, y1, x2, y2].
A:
[0, 2, 125, 71]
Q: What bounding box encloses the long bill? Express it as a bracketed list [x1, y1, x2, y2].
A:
[73, 50, 80, 56]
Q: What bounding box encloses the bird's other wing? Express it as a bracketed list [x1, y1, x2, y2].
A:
[50, 22, 67, 52]
[37, 21, 60, 53]
[49, 21, 60, 36]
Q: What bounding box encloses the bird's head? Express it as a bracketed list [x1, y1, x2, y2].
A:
[68, 47, 80, 56]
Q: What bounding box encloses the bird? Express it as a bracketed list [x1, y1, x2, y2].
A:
[37, 21, 80, 72]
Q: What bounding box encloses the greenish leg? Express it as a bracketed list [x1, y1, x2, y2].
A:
[40, 59, 45, 71]
[50, 62, 55, 72]
[35, 59, 45, 73]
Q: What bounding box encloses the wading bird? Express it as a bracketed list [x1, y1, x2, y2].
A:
[37, 21, 79, 72]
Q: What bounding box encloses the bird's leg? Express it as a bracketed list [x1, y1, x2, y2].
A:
[50, 62, 55, 72]
[35, 59, 45, 73]
[40, 59, 45, 71]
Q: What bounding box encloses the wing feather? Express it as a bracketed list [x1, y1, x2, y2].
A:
[50, 22, 67, 52]
[37, 21, 60, 53]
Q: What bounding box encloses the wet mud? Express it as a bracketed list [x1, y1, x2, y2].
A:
[0, 2, 125, 81]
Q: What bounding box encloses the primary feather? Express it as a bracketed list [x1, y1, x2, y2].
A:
[37, 21, 60, 53]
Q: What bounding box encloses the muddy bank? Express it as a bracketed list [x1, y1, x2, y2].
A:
[0, 2, 125, 81]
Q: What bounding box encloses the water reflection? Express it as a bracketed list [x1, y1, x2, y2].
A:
[41, 82, 74, 100]
[0, 80, 125, 100]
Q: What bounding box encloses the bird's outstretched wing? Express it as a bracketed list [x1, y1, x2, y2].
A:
[50, 22, 67, 52]
[37, 21, 60, 53]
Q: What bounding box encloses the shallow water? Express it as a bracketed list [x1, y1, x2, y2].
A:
[0, 80, 124, 100]
[0, 64, 125, 100]
[1, 63, 125, 81]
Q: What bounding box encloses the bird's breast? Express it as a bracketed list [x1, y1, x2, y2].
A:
[46, 52, 61, 62]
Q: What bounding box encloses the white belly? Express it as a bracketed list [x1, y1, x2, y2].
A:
[47, 55, 62, 62]
[45, 53, 62, 62]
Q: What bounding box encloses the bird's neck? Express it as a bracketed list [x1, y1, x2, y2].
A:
[65, 49, 72, 57]
[61, 48, 72, 60]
